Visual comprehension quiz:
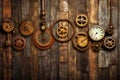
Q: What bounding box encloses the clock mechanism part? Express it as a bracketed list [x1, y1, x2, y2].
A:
[32, 29, 54, 49]
[56, 26, 69, 38]
[103, 36, 116, 50]
[75, 14, 88, 27]
[89, 25, 105, 41]
[51, 19, 75, 42]
[72, 32, 88, 51]
[92, 42, 101, 52]
[19, 20, 34, 36]
[12, 37, 26, 51]
[106, 0, 114, 35]
[2, 18, 14, 46]
[2, 18, 14, 33]
[32, 0, 54, 49]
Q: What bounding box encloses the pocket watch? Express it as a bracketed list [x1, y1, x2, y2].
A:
[72, 32, 88, 51]
[89, 25, 105, 41]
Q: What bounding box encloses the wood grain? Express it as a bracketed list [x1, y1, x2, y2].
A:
[31, 0, 39, 80]
[0, 0, 3, 80]
[68, 0, 76, 80]
[21, 0, 32, 79]
[58, 0, 69, 80]
[12, 0, 22, 80]
[88, 0, 99, 80]
[50, 0, 59, 79]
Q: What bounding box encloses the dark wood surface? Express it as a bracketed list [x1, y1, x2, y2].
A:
[0, 0, 119, 80]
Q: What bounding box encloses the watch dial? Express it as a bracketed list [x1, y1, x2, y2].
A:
[89, 25, 105, 41]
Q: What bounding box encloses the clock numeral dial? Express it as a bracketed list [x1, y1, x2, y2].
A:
[89, 25, 105, 41]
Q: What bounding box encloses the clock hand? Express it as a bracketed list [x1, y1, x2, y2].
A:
[81, 37, 87, 43]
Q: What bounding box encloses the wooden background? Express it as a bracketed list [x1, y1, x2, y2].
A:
[0, 0, 120, 80]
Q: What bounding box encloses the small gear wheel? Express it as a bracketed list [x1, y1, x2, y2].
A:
[51, 19, 75, 42]
[19, 20, 34, 36]
[12, 37, 26, 51]
[75, 14, 88, 27]
[56, 26, 68, 38]
[103, 37, 116, 50]
[2, 18, 14, 33]
[92, 42, 101, 52]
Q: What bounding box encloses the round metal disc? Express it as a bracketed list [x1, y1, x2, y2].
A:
[2, 18, 14, 33]
[12, 37, 26, 51]
[19, 20, 34, 36]
[75, 14, 88, 27]
[72, 32, 88, 51]
[32, 29, 54, 49]
[103, 36, 116, 50]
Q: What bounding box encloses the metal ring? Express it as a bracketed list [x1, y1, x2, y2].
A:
[51, 19, 75, 42]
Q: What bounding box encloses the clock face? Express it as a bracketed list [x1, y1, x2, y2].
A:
[72, 32, 88, 51]
[89, 25, 105, 41]
[77, 34, 88, 47]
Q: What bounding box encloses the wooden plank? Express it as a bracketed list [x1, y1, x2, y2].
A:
[99, 68, 109, 80]
[88, 0, 99, 80]
[109, 65, 118, 80]
[58, 0, 69, 80]
[50, 0, 59, 80]
[21, 0, 32, 79]
[119, 0, 120, 79]
[98, 0, 110, 79]
[3, 0, 13, 80]
[21, 56, 31, 80]
[75, 0, 89, 80]
[108, 0, 118, 65]
[37, 0, 52, 79]
[30, 0, 39, 80]
[0, 0, 3, 79]
[108, 0, 119, 80]
[68, 0, 76, 80]
[12, 0, 22, 80]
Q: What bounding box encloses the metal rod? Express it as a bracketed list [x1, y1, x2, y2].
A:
[41, 0, 45, 11]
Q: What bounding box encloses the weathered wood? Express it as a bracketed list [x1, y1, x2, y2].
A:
[0, 0, 3, 80]
[31, 0, 39, 80]
[99, 68, 109, 80]
[109, 65, 118, 80]
[21, 56, 31, 80]
[88, 0, 99, 80]
[12, 0, 22, 80]
[58, 0, 69, 80]
[75, 0, 89, 80]
[3, 0, 13, 80]
[50, 0, 59, 80]
[1, 0, 120, 80]
[118, 0, 120, 79]
[21, 0, 32, 79]
[108, 0, 118, 65]
[68, 0, 76, 80]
